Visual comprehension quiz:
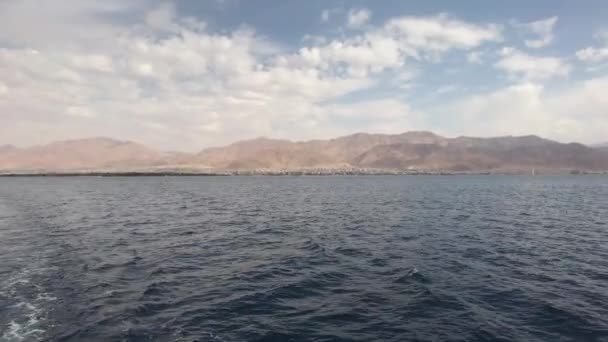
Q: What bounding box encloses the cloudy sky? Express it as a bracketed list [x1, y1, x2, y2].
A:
[1, 0, 607, 151]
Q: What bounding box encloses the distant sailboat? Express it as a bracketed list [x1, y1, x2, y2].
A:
[532, 168, 536, 176]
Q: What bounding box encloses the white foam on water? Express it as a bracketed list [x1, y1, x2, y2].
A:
[406, 267, 419, 276]
[36, 293, 57, 302]
[2, 296, 57, 341]
[1, 267, 58, 342]
[0, 276, 30, 298]
[0, 267, 57, 296]
[2, 310, 44, 342]
[102, 290, 116, 298]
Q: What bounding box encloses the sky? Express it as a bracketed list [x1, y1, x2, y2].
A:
[1, 0, 607, 151]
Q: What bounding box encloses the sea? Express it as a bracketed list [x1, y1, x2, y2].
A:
[0, 176, 607, 342]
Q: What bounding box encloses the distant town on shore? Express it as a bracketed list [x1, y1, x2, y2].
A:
[2, 131, 608, 175]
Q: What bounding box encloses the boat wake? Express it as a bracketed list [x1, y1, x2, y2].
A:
[1, 267, 57, 342]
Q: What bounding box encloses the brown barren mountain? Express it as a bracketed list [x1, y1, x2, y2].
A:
[192, 131, 449, 169]
[595, 143, 608, 152]
[0, 145, 17, 153]
[1, 132, 608, 173]
[0, 137, 177, 171]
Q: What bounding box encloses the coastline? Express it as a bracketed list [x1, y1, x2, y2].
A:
[1, 169, 606, 177]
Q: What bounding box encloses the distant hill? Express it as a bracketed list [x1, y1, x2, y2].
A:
[2, 133, 608, 173]
[0, 137, 179, 171]
[192, 132, 450, 169]
[594, 142, 608, 151]
[192, 132, 608, 172]
[0, 145, 16, 153]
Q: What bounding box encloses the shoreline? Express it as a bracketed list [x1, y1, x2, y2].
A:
[1, 170, 606, 177]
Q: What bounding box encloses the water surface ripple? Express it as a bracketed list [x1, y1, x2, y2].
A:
[1, 176, 607, 341]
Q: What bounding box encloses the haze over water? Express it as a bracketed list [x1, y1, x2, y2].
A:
[1, 176, 607, 341]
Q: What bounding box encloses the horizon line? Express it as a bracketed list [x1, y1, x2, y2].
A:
[2, 130, 604, 153]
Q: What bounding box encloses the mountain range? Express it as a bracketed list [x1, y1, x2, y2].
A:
[594, 142, 608, 151]
[2, 132, 608, 173]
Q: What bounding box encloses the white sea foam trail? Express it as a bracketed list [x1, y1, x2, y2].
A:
[1, 268, 57, 342]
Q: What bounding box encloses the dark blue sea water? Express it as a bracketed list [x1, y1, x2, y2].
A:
[1, 176, 607, 342]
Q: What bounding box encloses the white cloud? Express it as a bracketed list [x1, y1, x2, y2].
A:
[66, 106, 96, 118]
[321, 7, 347, 23]
[4, 1, 597, 150]
[390, 69, 418, 90]
[384, 13, 502, 55]
[323, 99, 423, 134]
[302, 34, 327, 45]
[576, 30, 608, 63]
[0, 0, 144, 48]
[467, 50, 484, 63]
[145, 2, 177, 32]
[515, 16, 558, 48]
[597, 30, 608, 41]
[70, 54, 114, 73]
[500, 46, 515, 56]
[279, 13, 502, 78]
[289, 34, 405, 77]
[0, 1, 395, 149]
[321, 9, 330, 22]
[494, 48, 570, 80]
[576, 47, 608, 63]
[434, 78, 608, 143]
[199, 121, 222, 133]
[435, 84, 459, 94]
[347, 8, 371, 29]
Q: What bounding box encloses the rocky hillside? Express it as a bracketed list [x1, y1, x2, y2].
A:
[2, 133, 608, 173]
[193, 132, 608, 172]
[0, 138, 177, 171]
